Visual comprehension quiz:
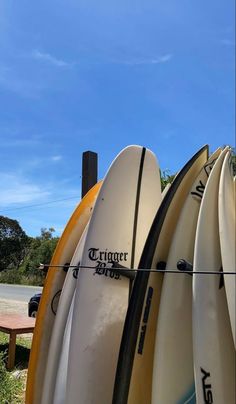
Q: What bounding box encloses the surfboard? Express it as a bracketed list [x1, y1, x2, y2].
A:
[219, 150, 236, 347]
[25, 181, 102, 404]
[193, 147, 235, 404]
[65, 145, 162, 404]
[41, 223, 89, 404]
[53, 292, 75, 404]
[152, 148, 221, 404]
[161, 182, 171, 199]
[112, 145, 209, 404]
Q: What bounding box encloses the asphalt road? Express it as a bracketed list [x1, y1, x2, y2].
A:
[0, 283, 43, 303]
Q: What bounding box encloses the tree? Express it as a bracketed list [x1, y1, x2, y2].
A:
[21, 228, 59, 279]
[160, 170, 175, 191]
[0, 216, 29, 271]
[39, 227, 56, 240]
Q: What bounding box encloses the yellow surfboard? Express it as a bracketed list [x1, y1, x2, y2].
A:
[26, 181, 102, 404]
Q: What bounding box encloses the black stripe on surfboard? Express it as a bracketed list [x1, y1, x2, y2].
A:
[112, 144, 209, 404]
[130, 147, 146, 269]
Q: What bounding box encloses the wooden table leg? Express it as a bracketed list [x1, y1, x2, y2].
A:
[7, 331, 17, 370]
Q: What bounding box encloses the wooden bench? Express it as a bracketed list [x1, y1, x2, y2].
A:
[0, 314, 35, 370]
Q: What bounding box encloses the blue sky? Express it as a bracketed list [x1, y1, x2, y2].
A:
[0, 0, 235, 236]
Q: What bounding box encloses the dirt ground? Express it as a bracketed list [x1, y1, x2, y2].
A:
[0, 298, 28, 315]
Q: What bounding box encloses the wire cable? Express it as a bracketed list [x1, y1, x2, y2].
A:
[0, 195, 80, 213]
[39, 263, 236, 275]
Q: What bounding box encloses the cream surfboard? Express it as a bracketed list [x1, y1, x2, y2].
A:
[66, 145, 162, 404]
[53, 293, 75, 404]
[26, 182, 101, 404]
[193, 147, 235, 404]
[41, 223, 89, 404]
[152, 149, 221, 404]
[113, 145, 209, 404]
[219, 150, 236, 347]
[161, 182, 171, 199]
[47, 153, 174, 404]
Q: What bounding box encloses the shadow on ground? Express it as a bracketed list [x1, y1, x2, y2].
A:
[0, 343, 31, 369]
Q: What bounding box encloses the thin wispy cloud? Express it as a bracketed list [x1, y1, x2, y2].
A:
[116, 54, 173, 66]
[51, 155, 62, 162]
[155, 54, 173, 63]
[23, 155, 63, 170]
[0, 173, 51, 207]
[0, 171, 81, 209]
[1, 137, 42, 148]
[4, 140, 38, 147]
[32, 49, 70, 68]
[0, 170, 81, 236]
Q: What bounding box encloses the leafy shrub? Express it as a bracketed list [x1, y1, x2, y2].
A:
[0, 269, 22, 284]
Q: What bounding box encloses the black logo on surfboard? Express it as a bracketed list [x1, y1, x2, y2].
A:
[191, 159, 217, 200]
[137, 286, 153, 355]
[88, 248, 129, 280]
[191, 180, 205, 200]
[204, 159, 217, 178]
[51, 290, 62, 315]
[73, 261, 80, 279]
[201, 367, 213, 403]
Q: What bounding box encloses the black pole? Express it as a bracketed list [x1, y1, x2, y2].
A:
[82, 151, 98, 198]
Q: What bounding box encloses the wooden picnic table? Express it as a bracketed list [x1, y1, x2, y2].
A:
[0, 314, 35, 370]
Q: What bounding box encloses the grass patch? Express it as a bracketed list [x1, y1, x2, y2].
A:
[0, 351, 24, 403]
[0, 332, 32, 403]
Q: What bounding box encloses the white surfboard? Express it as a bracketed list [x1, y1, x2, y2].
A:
[53, 293, 75, 404]
[41, 223, 89, 404]
[152, 149, 222, 404]
[65, 145, 162, 404]
[219, 150, 236, 347]
[112, 145, 208, 404]
[49, 149, 171, 404]
[193, 147, 235, 404]
[161, 182, 171, 199]
[26, 182, 101, 404]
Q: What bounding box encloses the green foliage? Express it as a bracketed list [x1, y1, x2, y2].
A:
[40, 227, 56, 240]
[0, 216, 30, 272]
[160, 170, 175, 191]
[0, 221, 59, 285]
[0, 269, 22, 285]
[24, 228, 58, 273]
[20, 239, 58, 285]
[20, 228, 59, 285]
